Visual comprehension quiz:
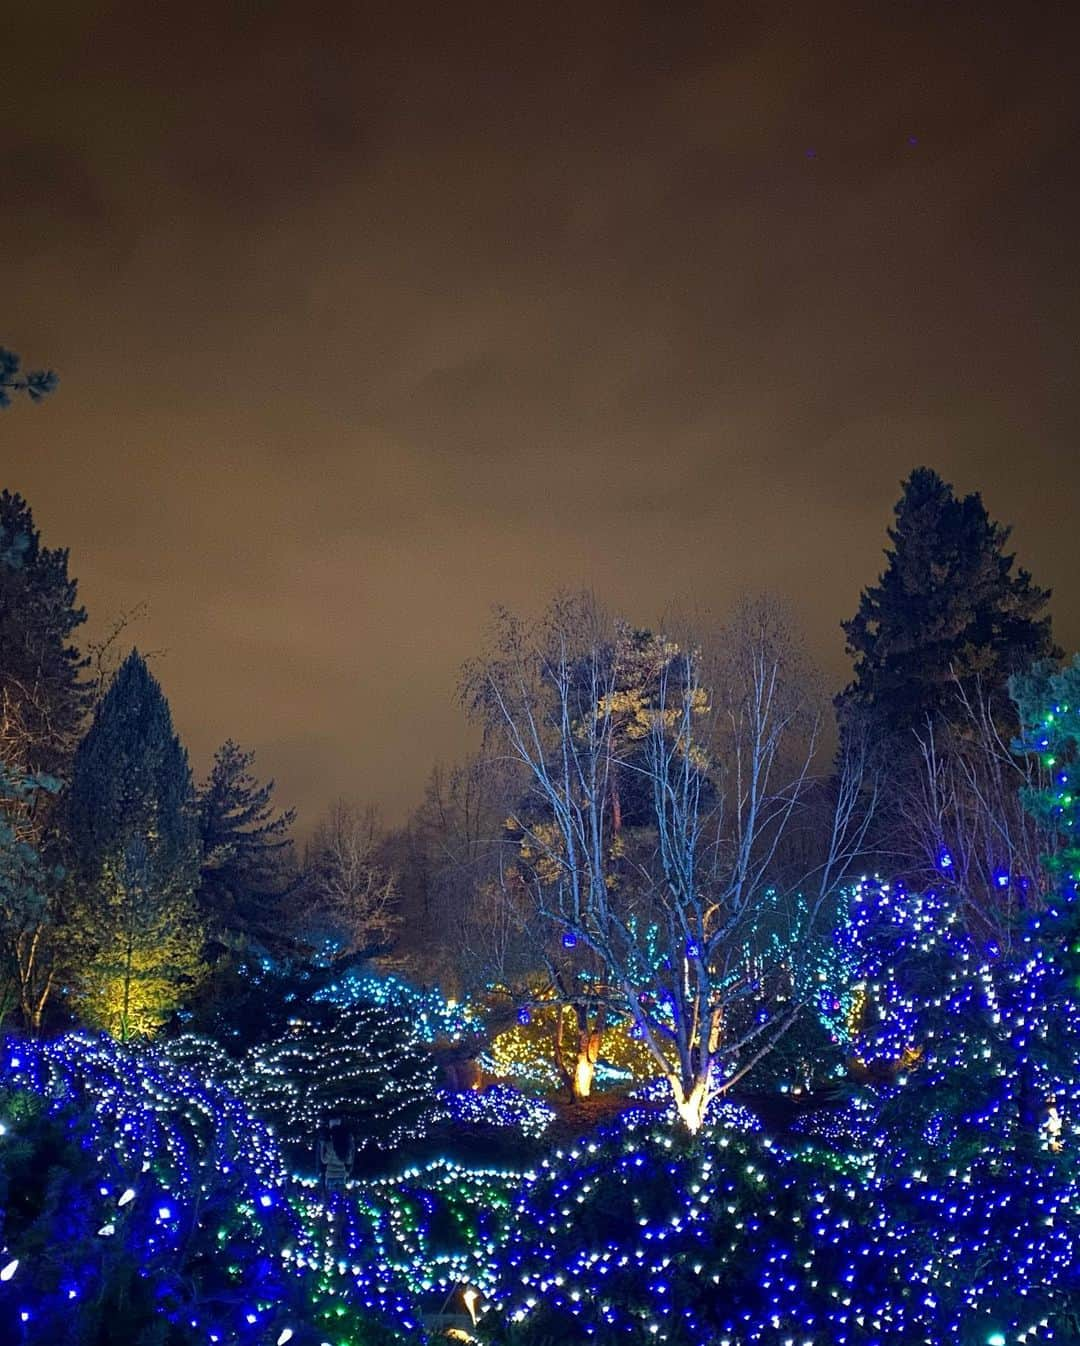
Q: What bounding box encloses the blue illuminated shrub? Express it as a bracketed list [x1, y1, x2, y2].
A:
[0, 1034, 306, 1345]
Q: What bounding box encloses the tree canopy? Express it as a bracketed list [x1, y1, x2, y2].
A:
[840, 466, 1057, 741]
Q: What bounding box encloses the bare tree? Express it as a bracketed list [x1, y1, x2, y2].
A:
[405, 753, 608, 1097]
[397, 751, 522, 992]
[302, 801, 398, 956]
[84, 602, 165, 705]
[467, 594, 877, 1131]
[901, 673, 1055, 946]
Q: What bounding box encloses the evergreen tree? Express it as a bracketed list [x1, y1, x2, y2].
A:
[0, 347, 57, 408]
[197, 739, 297, 951]
[0, 490, 90, 779]
[65, 650, 204, 1035]
[67, 651, 197, 879]
[839, 467, 1057, 741]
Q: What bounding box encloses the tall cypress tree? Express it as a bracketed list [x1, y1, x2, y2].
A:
[0, 490, 90, 779]
[197, 739, 297, 951]
[66, 650, 204, 1035]
[839, 467, 1057, 741]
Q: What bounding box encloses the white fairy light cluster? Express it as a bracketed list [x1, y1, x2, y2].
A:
[434, 1084, 555, 1139]
[246, 1002, 437, 1149]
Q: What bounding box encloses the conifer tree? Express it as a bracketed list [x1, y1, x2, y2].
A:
[197, 739, 297, 951]
[840, 467, 1056, 742]
[0, 347, 57, 408]
[0, 490, 90, 780]
[65, 651, 204, 1035]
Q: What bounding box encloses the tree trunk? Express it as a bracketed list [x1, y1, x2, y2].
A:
[671, 1074, 709, 1134]
[556, 1004, 605, 1101]
[17, 925, 54, 1036]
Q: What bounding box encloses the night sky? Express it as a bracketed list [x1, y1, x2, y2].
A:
[4, 2, 1079, 828]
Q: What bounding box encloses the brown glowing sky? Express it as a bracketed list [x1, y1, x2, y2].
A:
[4, 2, 1079, 829]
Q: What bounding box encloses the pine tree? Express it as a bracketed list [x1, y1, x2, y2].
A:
[197, 739, 297, 951]
[0, 347, 57, 408]
[839, 467, 1057, 741]
[0, 490, 90, 780]
[65, 650, 204, 1035]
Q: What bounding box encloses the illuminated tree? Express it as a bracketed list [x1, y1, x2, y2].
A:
[73, 835, 205, 1038]
[66, 650, 204, 1036]
[489, 994, 656, 1092]
[0, 491, 89, 1029]
[1013, 654, 1080, 888]
[896, 672, 1056, 944]
[469, 596, 876, 1130]
[1013, 654, 1080, 1110]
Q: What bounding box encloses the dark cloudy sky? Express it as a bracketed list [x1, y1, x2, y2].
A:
[4, 1, 1079, 828]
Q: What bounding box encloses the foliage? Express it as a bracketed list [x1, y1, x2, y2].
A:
[197, 740, 297, 955]
[433, 1085, 555, 1140]
[0, 764, 63, 1029]
[305, 1156, 525, 1330]
[0, 348, 57, 408]
[469, 595, 874, 1128]
[0, 1032, 307, 1346]
[484, 1110, 866, 1346]
[65, 651, 204, 1037]
[312, 968, 475, 1044]
[246, 1002, 437, 1155]
[484, 1058, 1080, 1344]
[840, 466, 1057, 741]
[0, 489, 89, 780]
[488, 999, 656, 1092]
[73, 837, 206, 1039]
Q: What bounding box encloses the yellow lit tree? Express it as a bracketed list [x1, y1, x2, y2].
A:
[490, 987, 657, 1092]
[74, 837, 205, 1039]
[66, 651, 205, 1038]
